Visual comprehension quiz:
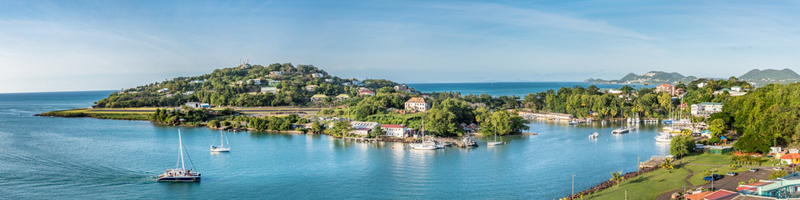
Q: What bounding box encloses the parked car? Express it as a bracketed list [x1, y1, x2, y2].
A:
[704, 174, 723, 181]
[727, 172, 738, 176]
[749, 168, 759, 172]
[774, 167, 783, 171]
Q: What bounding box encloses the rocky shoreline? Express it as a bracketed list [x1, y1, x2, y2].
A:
[563, 167, 658, 199]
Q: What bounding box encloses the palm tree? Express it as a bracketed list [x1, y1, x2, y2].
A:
[610, 171, 624, 186]
[661, 158, 674, 172]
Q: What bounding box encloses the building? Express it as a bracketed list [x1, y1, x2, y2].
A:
[359, 90, 375, 96]
[157, 88, 169, 93]
[311, 73, 323, 78]
[184, 102, 210, 108]
[782, 153, 800, 165]
[305, 85, 318, 92]
[394, 84, 411, 93]
[606, 89, 623, 95]
[731, 86, 742, 92]
[381, 124, 407, 138]
[267, 80, 281, 86]
[311, 94, 327, 103]
[269, 71, 284, 76]
[248, 79, 262, 85]
[260, 86, 278, 94]
[350, 121, 379, 136]
[405, 97, 431, 112]
[691, 102, 723, 117]
[655, 84, 675, 95]
[335, 94, 349, 101]
[697, 82, 707, 88]
[684, 191, 713, 200]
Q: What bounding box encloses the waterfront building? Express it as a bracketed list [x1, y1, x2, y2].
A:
[691, 102, 723, 117]
[404, 97, 431, 112]
[381, 124, 407, 138]
[350, 121, 379, 136]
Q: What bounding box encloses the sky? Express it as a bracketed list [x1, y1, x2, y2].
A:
[1, 0, 800, 93]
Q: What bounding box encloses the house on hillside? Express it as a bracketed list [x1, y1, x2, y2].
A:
[248, 79, 262, 85]
[311, 94, 327, 103]
[381, 124, 407, 138]
[358, 90, 375, 96]
[405, 97, 431, 112]
[305, 85, 318, 92]
[336, 94, 349, 101]
[260, 86, 278, 94]
[311, 73, 323, 78]
[656, 84, 678, 96]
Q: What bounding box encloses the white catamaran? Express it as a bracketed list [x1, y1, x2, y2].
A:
[158, 130, 201, 182]
[210, 130, 230, 152]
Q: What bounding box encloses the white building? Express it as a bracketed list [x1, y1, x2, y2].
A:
[185, 102, 210, 108]
[312, 73, 323, 78]
[691, 102, 723, 117]
[381, 124, 407, 138]
[405, 97, 431, 112]
[697, 82, 707, 88]
[249, 79, 262, 85]
[607, 89, 623, 95]
[157, 88, 169, 93]
[260, 86, 278, 94]
[731, 86, 742, 92]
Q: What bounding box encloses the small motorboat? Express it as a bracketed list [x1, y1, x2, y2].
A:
[589, 132, 599, 139]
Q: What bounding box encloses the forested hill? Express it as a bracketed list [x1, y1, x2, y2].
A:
[93, 63, 409, 108]
[738, 68, 800, 86]
[589, 71, 697, 84]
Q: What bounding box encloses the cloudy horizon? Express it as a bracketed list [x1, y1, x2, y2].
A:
[2, 0, 799, 93]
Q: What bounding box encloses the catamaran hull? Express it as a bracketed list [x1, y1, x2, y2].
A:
[157, 176, 201, 182]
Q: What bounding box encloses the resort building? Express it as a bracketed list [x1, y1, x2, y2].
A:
[311, 94, 327, 103]
[691, 102, 723, 117]
[381, 124, 407, 138]
[655, 84, 676, 95]
[404, 97, 431, 112]
[350, 121, 379, 136]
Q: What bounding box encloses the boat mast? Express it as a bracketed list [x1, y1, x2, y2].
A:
[179, 130, 185, 170]
[220, 131, 224, 148]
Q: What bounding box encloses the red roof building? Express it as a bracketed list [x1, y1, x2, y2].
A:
[704, 189, 739, 200]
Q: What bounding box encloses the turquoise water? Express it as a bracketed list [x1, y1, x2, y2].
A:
[0, 90, 668, 199]
[407, 82, 639, 97]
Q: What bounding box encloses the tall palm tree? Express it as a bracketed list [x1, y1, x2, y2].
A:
[610, 171, 624, 187]
[661, 158, 674, 172]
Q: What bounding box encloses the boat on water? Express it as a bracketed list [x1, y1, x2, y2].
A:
[158, 130, 201, 182]
[411, 120, 443, 150]
[611, 128, 630, 134]
[210, 130, 230, 152]
[487, 120, 503, 146]
[655, 133, 673, 143]
[589, 132, 599, 139]
[568, 119, 579, 125]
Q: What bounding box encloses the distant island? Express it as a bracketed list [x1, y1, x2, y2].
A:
[587, 68, 800, 86]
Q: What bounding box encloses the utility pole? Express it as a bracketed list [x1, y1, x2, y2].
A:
[625, 189, 628, 200]
[572, 174, 576, 199]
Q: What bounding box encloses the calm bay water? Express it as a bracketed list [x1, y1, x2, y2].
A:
[0, 87, 667, 199]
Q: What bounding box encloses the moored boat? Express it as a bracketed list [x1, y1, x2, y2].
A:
[210, 130, 230, 152]
[158, 130, 201, 182]
[589, 132, 599, 139]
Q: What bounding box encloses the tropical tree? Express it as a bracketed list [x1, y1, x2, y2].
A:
[311, 121, 325, 134]
[370, 125, 386, 138]
[609, 171, 624, 186]
[770, 170, 789, 179]
[670, 135, 696, 159]
[708, 118, 726, 138]
[661, 158, 674, 172]
[331, 120, 352, 137]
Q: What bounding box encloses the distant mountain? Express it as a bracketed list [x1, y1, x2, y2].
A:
[590, 71, 697, 85]
[739, 69, 800, 85]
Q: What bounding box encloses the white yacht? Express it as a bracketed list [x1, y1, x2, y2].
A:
[158, 130, 201, 182]
[411, 120, 443, 150]
[210, 131, 230, 152]
[655, 133, 673, 143]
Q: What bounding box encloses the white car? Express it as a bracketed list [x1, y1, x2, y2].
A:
[749, 168, 759, 172]
[774, 167, 783, 171]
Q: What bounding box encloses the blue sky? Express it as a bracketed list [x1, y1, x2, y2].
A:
[1, 0, 799, 93]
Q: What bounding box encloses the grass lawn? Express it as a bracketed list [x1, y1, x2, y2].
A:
[585, 168, 690, 200]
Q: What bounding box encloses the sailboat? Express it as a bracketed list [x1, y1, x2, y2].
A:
[487, 120, 503, 146]
[411, 119, 442, 150]
[210, 130, 230, 152]
[158, 130, 201, 182]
